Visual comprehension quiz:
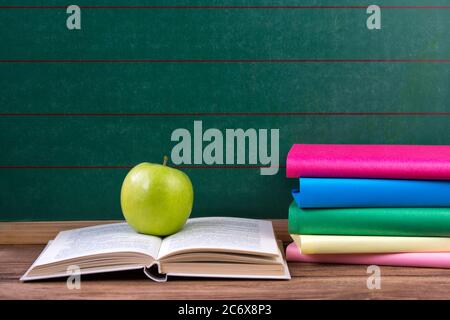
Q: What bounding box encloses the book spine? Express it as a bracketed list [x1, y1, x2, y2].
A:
[285, 242, 450, 268]
[288, 202, 450, 237]
[286, 144, 450, 179]
[293, 178, 450, 208]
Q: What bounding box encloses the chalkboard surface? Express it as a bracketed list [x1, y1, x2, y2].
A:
[2, 0, 450, 221]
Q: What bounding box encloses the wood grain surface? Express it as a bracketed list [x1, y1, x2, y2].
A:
[0, 220, 289, 244]
[1, 244, 450, 300]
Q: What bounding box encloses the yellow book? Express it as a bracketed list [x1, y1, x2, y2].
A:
[291, 234, 450, 254]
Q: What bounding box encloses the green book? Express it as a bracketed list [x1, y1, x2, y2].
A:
[288, 202, 450, 237]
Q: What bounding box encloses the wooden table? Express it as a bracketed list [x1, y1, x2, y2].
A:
[2, 244, 450, 300]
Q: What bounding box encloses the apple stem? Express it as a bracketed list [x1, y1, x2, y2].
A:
[163, 155, 169, 166]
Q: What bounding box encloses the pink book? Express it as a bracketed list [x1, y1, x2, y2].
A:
[286, 242, 450, 268]
[286, 144, 450, 179]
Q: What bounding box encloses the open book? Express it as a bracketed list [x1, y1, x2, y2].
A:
[21, 217, 290, 282]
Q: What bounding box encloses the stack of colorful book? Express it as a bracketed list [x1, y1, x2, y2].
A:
[286, 144, 450, 268]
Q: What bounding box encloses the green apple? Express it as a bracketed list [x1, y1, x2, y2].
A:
[120, 157, 194, 236]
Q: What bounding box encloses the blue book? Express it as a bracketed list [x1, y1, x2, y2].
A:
[293, 178, 450, 208]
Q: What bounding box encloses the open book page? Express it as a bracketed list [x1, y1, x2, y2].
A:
[157, 217, 279, 259]
[32, 223, 162, 266]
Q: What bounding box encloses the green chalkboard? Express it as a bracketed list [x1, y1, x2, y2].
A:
[1, 0, 450, 221]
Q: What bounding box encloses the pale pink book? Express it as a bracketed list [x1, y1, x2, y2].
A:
[286, 242, 450, 268]
[286, 144, 450, 179]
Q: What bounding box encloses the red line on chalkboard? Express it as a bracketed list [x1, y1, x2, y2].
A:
[2, 112, 450, 117]
[1, 59, 450, 63]
[0, 165, 132, 169]
[0, 165, 285, 169]
[0, 5, 450, 9]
